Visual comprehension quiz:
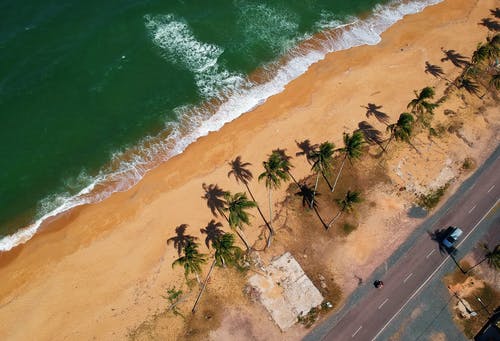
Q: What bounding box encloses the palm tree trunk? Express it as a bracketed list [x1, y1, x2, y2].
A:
[192, 258, 216, 313]
[267, 189, 273, 227]
[287, 170, 300, 187]
[331, 155, 347, 193]
[321, 172, 333, 191]
[313, 205, 329, 230]
[235, 227, 251, 251]
[465, 257, 488, 273]
[327, 210, 342, 229]
[311, 172, 320, 208]
[245, 183, 273, 249]
[218, 208, 229, 223]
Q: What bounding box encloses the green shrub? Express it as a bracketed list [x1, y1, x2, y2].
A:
[417, 183, 450, 210]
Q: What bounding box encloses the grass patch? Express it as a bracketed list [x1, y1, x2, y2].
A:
[416, 183, 450, 210]
[341, 222, 357, 236]
[462, 157, 476, 170]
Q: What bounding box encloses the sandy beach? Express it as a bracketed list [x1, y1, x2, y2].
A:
[1, 0, 499, 339]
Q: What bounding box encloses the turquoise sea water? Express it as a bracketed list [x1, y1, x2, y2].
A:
[0, 0, 441, 249]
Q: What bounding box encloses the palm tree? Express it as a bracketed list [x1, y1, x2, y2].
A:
[331, 131, 365, 193]
[295, 182, 329, 230]
[258, 151, 290, 244]
[172, 240, 207, 284]
[223, 191, 257, 251]
[228, 156, 273, 248]
[167, 224, 197, 256]
[192, 233, 243, 313]
[310, 141, 335, 207]
[273, 148, 300, 187]
[466, 243, 500, 273]
[407, 87, 437, 125]
[490, 73, 500, 90]
[471, 42, 495, 66]
[202, 183, 228, 220]
[327, 190, 362, 229]
[200, 220, 224, 249]
[385, 113, 415, 149]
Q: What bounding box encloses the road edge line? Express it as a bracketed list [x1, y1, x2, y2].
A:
[371, 199, 499, 341]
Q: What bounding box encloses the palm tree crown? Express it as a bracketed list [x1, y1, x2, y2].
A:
[213, 233, 244, 267]
[224, 192, 257, 230]
[386, 112, 415, 144]
[483, 243, 500, 270]
[172, 240, 207, 279]
[336, 190, 362, 213]
[407, 87, 437, 119]
[311, 141, 335, 178]
[258, 151, 290, 190]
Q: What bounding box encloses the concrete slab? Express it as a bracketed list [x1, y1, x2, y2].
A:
[248, 252, 324, 331]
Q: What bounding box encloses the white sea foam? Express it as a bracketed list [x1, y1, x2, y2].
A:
[0, 0, 443, 252]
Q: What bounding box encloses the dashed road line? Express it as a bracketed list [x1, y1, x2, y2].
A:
[468, 204, 477, 214]
[425, 249, 435, 259]
[403, 273, 413, 283]
[487, 184, 495, 193]
[352, 326, 362, 338]
[378, 298, 389, 310]
[371, 200, 498, 341]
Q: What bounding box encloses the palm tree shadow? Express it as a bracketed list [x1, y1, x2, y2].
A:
[167, 224, 198, 256]
[424, 61, 445, 78]
[479, 17, 500, 32]
[357, 121, 386, 153]
[228, 156, 253, 185]
[202, 183, 228, 218]
[490, 8, 500, 19]
[295, 181, 329, 230]
[440, 49, 470, 68]
[296, 139, 318, 164]
[362, 103, 390, 125]
[428, 227, 466, 273]
[200, 220, 224, 249]
[458, 78, 481, 96]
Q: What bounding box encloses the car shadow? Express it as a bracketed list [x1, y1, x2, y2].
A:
[428, 227, 467, 274]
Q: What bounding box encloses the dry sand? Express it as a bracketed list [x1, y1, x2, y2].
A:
[1, 0, 499, 340]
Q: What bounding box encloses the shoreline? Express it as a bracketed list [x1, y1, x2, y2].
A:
[1, 0, 499, 339]
[0, 0, 444, 252]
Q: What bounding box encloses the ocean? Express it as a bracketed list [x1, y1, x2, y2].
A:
[0, 0, 441, 251]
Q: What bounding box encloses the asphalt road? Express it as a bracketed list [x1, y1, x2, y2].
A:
[305, 148, 500, 341]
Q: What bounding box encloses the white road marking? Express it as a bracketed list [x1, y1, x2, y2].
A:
[425, 249, 435, 259]
[487, 184, 495, 193]
[378, 298, 389, 310]
[468, 204, 477, 214]
[403, 273, 413, 283]
[352, 326, 362, 337]
[371, 200, 499, 341]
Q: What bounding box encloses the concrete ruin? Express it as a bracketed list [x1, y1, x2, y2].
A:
[247, 252, 324, 331]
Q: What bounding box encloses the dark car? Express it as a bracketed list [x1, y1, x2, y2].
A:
[442, 226, 463, 248]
